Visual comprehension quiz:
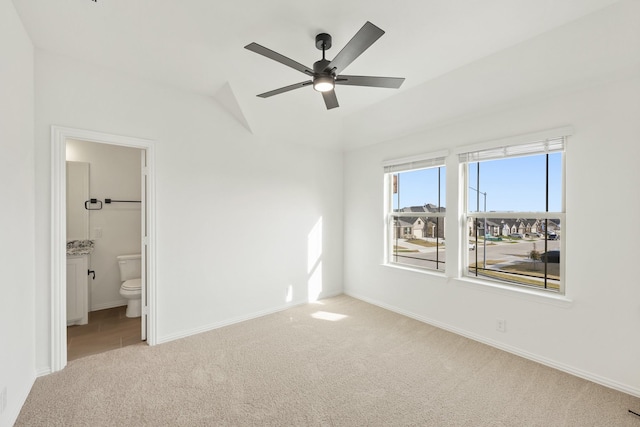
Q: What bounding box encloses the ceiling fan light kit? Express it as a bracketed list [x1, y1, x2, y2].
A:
[313, 75, 334, 92]
[245, 21, 405, 110]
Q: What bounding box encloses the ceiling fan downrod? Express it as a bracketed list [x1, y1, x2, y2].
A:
[313, 33, 334, 92]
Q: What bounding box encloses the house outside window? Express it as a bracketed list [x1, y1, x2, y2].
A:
[383, 151, 447, 272]
[459, 136, 566, 293]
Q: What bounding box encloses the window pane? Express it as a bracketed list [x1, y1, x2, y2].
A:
[394, 167, 445, 211]
[389, 165, 446, 272]
[467, 153, 561, 212]
[391, 215, 445, 271]
[467, 217, 561, 291]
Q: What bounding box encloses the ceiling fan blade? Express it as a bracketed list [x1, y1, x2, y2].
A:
[322, 90, 339, 110]
[326, 22, 385, 75]
[257, 81, 312, 98]
[335, 75, 405, 89]
[245, 42, 314, 76]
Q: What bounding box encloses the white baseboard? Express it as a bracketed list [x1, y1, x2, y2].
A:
[156, 299, 309, 345]
[156, 290, 343, 345]
[344, 290, 640, 399]
[91, 299, 127, 312]
[36, 367, 51, 377]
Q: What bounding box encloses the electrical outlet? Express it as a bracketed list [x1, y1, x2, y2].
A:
[496, 319, 506, 333]
[0, 386, 6, 414]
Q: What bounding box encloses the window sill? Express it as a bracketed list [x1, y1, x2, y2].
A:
[455, 276, 573, 307]
[382, 262, 447, 278]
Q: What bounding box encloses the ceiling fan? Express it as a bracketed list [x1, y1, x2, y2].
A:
[244, 21, 405, 110]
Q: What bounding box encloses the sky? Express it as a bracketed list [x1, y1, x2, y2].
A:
[393, 153, 562, 212]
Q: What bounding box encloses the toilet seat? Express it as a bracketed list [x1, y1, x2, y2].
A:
[121, 278, 141, 291]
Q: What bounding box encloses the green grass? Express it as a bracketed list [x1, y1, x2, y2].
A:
[394, 246, 418, 253]
[469, 262, 560, 290]
[500, 261, 560, 280]
[405, 239, 443, 247]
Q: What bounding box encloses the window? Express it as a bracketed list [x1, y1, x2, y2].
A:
[383, 152, 447, 272]
[459, 137, 566, 292]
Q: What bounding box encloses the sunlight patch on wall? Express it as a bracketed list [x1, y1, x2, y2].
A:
[308, 217, 322, 273]
[285, 284, 293, 303]
[308, 263, 322, 302]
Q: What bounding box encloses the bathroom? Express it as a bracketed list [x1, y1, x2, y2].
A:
[66, 138, 144, 360]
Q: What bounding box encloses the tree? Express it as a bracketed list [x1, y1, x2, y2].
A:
[529, 243, 541, 271]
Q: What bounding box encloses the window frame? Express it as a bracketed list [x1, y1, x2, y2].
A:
[380, 127, 571, 297]
[460, 137, 567, 294]
[383, 150, 448, 274]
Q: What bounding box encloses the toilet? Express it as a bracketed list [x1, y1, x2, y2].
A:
[117, 254, 142, 318]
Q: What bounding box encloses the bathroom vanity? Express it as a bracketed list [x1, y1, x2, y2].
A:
[67, 255, 89, 325]
[66, 240, 94, 326]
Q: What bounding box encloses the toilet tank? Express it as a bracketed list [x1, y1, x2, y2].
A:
[117, 254, 141, 282]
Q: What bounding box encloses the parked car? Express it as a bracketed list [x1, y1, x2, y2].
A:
[540, 250, 560, 263]
[547, 233, 559, 240]
[469, 242, 476, 250]
[509, 233, 523, 239]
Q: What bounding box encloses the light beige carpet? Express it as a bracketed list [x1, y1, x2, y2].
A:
[16, 295, 640, 426]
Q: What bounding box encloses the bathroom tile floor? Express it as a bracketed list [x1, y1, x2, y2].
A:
[67, 306, 142, 361]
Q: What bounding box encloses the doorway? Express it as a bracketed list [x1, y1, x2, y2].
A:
[51, 126, 156, 372]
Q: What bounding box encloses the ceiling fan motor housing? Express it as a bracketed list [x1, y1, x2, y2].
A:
[313, 59, 332, 75]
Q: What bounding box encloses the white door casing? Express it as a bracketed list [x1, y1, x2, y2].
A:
[140, 150, 148, 341]
[51, 126, 157, 373]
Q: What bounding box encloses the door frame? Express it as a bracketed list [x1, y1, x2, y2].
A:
[51, 126, 157, 372]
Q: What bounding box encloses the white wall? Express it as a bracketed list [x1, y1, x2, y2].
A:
[34, 50, 344, 371]
[0, 1, 35, 425]
[66, 140, 142, 310]
[343, 5, 640, 396]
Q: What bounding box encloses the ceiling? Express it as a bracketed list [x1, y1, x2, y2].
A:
[12, 0, 623, 150]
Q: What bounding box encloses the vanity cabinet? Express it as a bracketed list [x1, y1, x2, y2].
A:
[67, 255, 89, 326]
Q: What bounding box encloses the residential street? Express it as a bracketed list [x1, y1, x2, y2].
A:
[393, 237, 561, 271]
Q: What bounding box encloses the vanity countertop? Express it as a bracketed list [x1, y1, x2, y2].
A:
[67, 240, 95, 256]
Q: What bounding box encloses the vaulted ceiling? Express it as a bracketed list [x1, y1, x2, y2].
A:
[12, 0, 625, 150]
